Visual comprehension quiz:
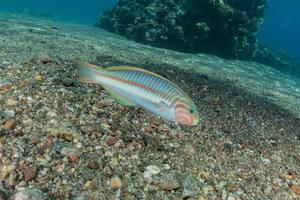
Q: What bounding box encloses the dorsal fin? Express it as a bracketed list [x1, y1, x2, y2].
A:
[106, 66, 168, 80]
[107, 66, 188, 95]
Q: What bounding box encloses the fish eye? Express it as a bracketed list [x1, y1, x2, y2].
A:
[189, 108, 194, 114]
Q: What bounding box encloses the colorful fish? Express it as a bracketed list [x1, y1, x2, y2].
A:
[78, 61, 200, 126]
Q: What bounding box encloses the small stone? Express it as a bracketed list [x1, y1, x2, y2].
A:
[23, 165, 39, 182]
[110, 176, 123, 189]
[35, 75, 43, 81]
[227, 196, 235, 200]
[106, 137, 118, 146]
[104, 151, 113, 157]
[3, 110, 15, 118]
[281, 173, 293, 180]
[226, 183, 237, 192]
[1, 165, 16, 178]
[198, 195, 205, 200]
[3, 119, 16, 130]
[87, 160, 99, 169]
[290, 184, 300, 195]
[14, 187, 46, 200]
[8, 171, 18, 186]
[143, 165, 161, 179]
[46, 111, 57, 118]
[159, 172, 180, 191]
[6, 99, 17, 106]
[68, 155, 79, 162]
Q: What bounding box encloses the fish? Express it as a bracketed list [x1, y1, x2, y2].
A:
[77, 61, 200, 126]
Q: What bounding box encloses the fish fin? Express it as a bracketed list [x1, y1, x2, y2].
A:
[106, 66, 186, 94]
[77, 60, 105, 84]
[107, 66, 164, 78]
[103, 86, 136, 107]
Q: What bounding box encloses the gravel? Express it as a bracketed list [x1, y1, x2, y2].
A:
[0, 13, 299, 200]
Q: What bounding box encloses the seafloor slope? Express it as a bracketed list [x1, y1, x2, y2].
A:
[0, 14, 300, 200]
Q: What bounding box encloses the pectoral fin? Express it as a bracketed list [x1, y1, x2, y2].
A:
[103, 86, 136, 107]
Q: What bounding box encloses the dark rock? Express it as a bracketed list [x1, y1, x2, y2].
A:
[87, 160, 100, 169]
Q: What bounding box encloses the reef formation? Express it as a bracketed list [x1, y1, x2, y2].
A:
[99, 0, 267, 59]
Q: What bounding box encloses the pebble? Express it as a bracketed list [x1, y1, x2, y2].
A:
[110, 176, 123, 189]
[68, 155, 79, 162]
[290, 184, 300, 195]
[35, 75, 43, 82]
[106, 137, 118, 146]
[159, 172, 180, 191]
[198, 195, 205, 200]
[3, 110, 15, 118]
[104, 151, 113, 157]
[226, 183, 237, 192]
[6, 99, 17, 106]
[3, 120, 16, 130]
[1, 165, 16, 178]
[143, 165, 161, 179]
[46, 111, 57, 118]
[14, 187, 46, 200]
[23, 165, 39, 182]
[8, 171, 18, 186]
[87, 160, 100, 169]
[227, 195, 235, 200]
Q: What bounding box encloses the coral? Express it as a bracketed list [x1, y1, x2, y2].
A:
[98, 0, 267, 59]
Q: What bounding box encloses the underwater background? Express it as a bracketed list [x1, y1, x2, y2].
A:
[1, 0, 300, 61]
[258, 0, 300, 59]
[0, 0, 300, 200]
[1, 0, 300, 78]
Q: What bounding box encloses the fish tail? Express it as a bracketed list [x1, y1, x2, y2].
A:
[77, 60, 104, 84]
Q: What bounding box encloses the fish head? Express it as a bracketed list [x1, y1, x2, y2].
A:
[173, 97, 200, 126]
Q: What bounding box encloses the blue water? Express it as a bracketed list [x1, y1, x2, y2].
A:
[258, 0, 300, 59]
[0, 0, 299, 60]
[0, 0, 117, 24]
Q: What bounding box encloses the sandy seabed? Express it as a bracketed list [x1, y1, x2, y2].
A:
[0, 14, 299, 200]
